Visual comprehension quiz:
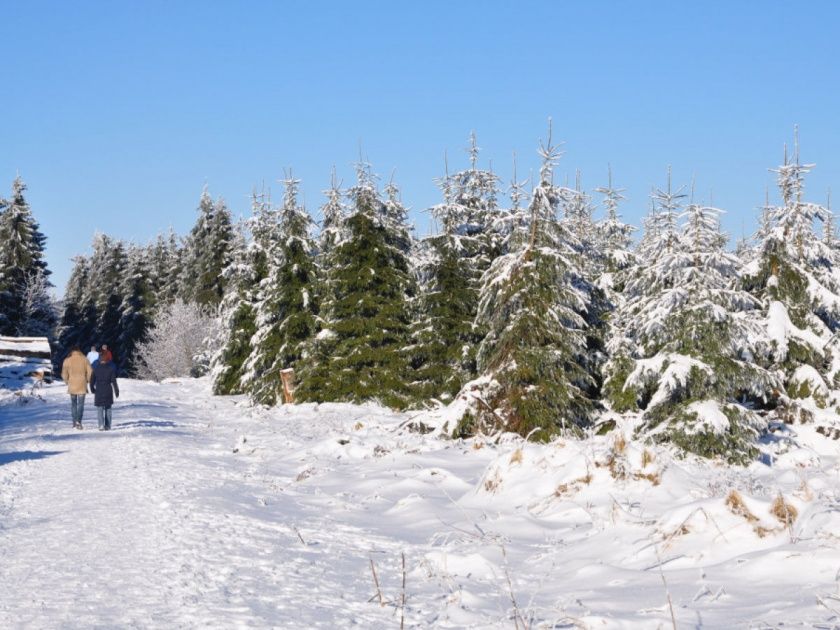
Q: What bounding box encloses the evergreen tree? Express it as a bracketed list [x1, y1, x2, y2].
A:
[147, 230, 182, 309]
[606, 174, 776, 462]
[297, 164, 415, 408]
[743, 132, 840, 405]
[594, 166, 636, 278]
[410, 136, 502, 401]
[55, 255, 95, 362]
[117, 245, 153, 373]
[456, 125, 594, 440]
[0, 177, 54, 336]
[243, 175, 319, 405]
[212, 213, 259, 396]
[318, 168, 346, 259]
[180, 188, 233, 307]
[85, 233, 127, 357]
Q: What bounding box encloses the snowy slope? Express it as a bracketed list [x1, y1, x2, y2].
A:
[2, 379, 840, 628]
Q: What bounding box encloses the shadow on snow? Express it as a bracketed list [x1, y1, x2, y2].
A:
[0, 450, 65, 466]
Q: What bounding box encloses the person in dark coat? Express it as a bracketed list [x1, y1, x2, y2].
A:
[90, 353, 119, 430]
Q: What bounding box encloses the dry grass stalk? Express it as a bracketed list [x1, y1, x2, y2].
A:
[655, 546, 678, 630]
[642, 449, 655, 467]
[369, 558, 384, 607]
[354, 421, 364, 430]
[796, 477, 814, 501]
[400, 552, 406, 630]
[509, 448, 523, 464]
[292, 525, 307, 546]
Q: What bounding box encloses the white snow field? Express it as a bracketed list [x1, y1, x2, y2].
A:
[2, 378, 840, 628]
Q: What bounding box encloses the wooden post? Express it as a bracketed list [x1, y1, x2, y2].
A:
[280, 368, 296, 404]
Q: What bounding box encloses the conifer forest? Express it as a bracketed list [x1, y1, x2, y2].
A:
[6, 127, 840, 464]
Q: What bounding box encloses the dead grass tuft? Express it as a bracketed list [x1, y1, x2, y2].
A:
[613, 434, 627, 455]
[634, 472, 661, 486]
[484, 471, 502, 493]
[642, 449, 655, 467]
[554, 473, 593, 497]
[725, 490, 758, 523]
[770, 493, 798, 526]
[509, 448, 523, 464]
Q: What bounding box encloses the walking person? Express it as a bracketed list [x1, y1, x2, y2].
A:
[86, 345, 100, 367]
[90, 351, 119, 431]
[61, 345, 92, 429]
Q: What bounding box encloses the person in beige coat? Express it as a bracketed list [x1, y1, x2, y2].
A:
[61, 345, 93, 429]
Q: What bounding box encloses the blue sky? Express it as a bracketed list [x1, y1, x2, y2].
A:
[3, 1, 840, 293]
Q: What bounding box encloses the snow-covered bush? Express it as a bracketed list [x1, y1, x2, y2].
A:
[135, 300, 220, 381]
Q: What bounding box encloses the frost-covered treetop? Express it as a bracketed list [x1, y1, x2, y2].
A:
[764, 135, 830, 263]
[279, 170, 302, 215]
[650, 167, 687, 257]
[595, 165, 635, 262]
[430, 133, 501, 237]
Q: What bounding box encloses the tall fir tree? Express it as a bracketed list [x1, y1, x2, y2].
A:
[55, 255, 95, 363]
[410, 136, 502, 401]
[243, 174, 319, 405]
[456, 124, 595, 440]
[147, 230, 182, 309]
[743, 132, 840, 407]
[297, 164, 415, 408]
[180, 188, 233, 307]
[0, 176, 54, 336]
[212, 204, 261, 396]
[117, 245, 153, 374]
[87, 233, 128, 358]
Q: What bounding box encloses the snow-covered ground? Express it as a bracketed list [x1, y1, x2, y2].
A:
[2, 378, 840, 628]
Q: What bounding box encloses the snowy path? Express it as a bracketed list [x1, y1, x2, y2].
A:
[2, 379, 840, 628]
[0, 382, 406, 628]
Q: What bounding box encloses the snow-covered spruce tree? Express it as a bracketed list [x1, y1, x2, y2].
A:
[594, 167, 636, 282]
[85, 233, 128, 358]
[454, 127, 594, 440]
[117, 245, 154, 374]
[213, 186, 283, 395]
[180, 188, 233, 307]
[147, 230, 182, 308]
[742, 135, 840, 410]
[0, 177, 54, 336]
[562, 171, 603, 275]
[296, 164, 415, 408]
[55, 255, 96, 362]
[409, 137, 502, 401]
[243, 174, 319, 405]
[212, 212, 259, 396]
[559, 172, 612, 396]
[605, 174, 776, 463]
[307, 170, 346, 337]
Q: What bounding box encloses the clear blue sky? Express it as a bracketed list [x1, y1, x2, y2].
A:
[3, 1, 840, 294]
